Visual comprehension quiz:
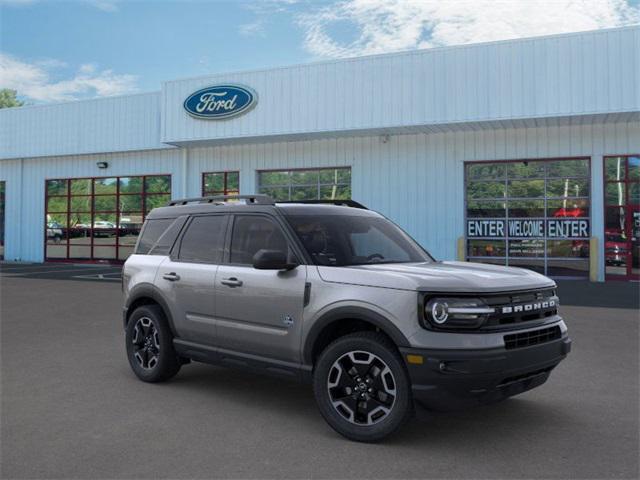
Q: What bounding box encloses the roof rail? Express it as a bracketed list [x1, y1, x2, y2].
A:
[166, 194, 275, 206]
[277, 199, 368, 209]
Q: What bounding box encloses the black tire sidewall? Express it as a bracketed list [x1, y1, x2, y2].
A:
[125, 305, 180, 383]
[313, 332, 412, 442]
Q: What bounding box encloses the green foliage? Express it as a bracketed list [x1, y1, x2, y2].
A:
[0, 89, 24, 109]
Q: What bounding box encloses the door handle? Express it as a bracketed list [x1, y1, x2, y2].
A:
[221, 277, 243, 287]
[162, 272, 180, 281]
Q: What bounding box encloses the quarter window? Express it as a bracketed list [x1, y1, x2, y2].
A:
[178, 215, 227, 264]
[136, 218, 174, 255]
[465, 159, 591, 278]
[258, 167, 351, 201]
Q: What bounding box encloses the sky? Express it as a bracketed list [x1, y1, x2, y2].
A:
[1, 0, 639, 104]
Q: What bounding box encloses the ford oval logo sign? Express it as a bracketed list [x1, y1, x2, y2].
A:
[183, 84, 257, 120]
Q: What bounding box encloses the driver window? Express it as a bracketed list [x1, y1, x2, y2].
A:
[230, 215, 290, 265]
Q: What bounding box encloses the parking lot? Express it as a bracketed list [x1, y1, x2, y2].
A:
[1, 263, 638, 479]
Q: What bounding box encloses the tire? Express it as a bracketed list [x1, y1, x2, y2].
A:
[125, 304, 181, 383]
[313, 331, 413, 442]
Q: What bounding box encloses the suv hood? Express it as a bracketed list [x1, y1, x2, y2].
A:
[317, 261, 555, 293]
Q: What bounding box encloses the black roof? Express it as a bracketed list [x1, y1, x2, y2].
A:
[146, 195, 377, 220]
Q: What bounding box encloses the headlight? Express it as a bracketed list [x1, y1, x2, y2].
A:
[424, 297, 494, 329]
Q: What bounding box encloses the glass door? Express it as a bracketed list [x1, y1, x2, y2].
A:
[604, 156, 639, 280]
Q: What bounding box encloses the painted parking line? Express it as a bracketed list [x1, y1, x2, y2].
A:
[71, 273, 121, 282]
[0, 266, 115, 276]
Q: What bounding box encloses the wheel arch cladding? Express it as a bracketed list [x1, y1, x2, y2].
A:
[304, 307, 410, 365]
[125, 285, 177, 336]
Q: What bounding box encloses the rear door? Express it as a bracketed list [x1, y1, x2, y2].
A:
[157, 214, 229, 345]
[214, 213, 307, 363]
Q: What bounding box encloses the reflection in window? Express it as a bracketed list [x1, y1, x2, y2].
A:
[203, 171, 240, 197]
[466, 201, 506, 218]
[508, 200, 545, 218]
[0, 182, 4, 260]
[258, 167, 351, 201]
[45, 175, 171, 262]
[605, 183, 626, 206]
[467, 240, 506, 257]
[465, 158, 591, 278]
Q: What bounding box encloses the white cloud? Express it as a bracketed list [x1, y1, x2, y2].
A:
[87, 0, 119, 12]
[239, 19, 266, 36]
[298, 0, 640, 58]
[0, 53, 138, 102]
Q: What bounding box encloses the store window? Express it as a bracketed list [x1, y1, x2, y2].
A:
[604, 155, 639, 280]
[257, 167, 351, 201]
[202, 171, 239, 197]
[45, 175, 171, 262]
[465, 159, 591, 278]
[0, 181, 5, 260]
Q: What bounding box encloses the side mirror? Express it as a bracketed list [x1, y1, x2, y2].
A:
[252, 249, 298, 270]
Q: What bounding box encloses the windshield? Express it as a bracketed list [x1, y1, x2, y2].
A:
[285, 214, 432, 266]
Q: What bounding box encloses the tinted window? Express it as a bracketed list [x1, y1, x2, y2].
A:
[148, 216, 187, 255]
[230, 216, 288, 264]
[136, 218, 174, 254]
[286, 214, 430, 266]
[178, 215, 227, 263]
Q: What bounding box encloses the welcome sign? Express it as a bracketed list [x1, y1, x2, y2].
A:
[184, 84, 257, 119]
[467, 219, 590, 238]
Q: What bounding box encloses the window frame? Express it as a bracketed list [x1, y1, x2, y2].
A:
[256, 166, 351, 201]
[172, 213, 230, 265]
[602, 154, 640, 281]
[0, 181, 5, 260]
[464, 157, 592, 278]
[224, 212, 305, 267]
[202, 171, 240, 197]
[44, 174, 171, 263]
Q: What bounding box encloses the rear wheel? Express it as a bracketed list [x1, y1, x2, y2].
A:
[313, 332, 412, 442]
[125, 305, 181, 383]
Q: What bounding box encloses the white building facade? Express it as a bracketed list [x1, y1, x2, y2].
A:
[1, 27, 638, 281]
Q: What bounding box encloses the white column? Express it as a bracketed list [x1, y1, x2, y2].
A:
[591, 155, 605, 282]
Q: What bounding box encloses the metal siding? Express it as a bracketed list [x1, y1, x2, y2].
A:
[161, 27, 639, 145]
[145, 121, 640, 275]
[0, 92, 169, 160]
[0, 149, 184, 262]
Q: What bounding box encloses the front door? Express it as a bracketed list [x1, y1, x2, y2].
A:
[215, 214, 307, 363]
[604, 156, 639, 280]
[157, 214, 229, 344]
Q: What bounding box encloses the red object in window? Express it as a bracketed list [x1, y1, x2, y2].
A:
[553, 207, 585, 218]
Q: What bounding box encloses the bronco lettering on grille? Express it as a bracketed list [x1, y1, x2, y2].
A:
[502, 299, 555, 314]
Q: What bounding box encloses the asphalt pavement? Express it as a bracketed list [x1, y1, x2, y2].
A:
[1, 268, 638, 479]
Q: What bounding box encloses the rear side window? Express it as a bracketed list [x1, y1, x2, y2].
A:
[148, 216, 187, 255]
[230, 215, 289, 264]
[178, 215, 227, 263]
[136, 218, 174, 254]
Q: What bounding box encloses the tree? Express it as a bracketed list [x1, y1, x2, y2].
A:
[0, 89, 24, 109]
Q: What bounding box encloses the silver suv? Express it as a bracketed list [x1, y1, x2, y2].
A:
[122, 195, 571, 442]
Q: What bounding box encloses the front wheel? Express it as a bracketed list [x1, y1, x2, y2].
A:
[125, 304, 181, 383]
[313, 332, 413, 442]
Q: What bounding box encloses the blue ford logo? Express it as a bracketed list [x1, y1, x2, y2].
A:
[183, 84, 257, 119]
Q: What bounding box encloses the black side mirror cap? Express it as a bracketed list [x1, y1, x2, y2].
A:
[252, 249, 298, 270]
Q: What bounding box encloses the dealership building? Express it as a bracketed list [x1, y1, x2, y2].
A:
[0, 26, 638, 281]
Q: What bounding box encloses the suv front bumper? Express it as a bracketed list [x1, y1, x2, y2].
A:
[400, 334, 571, 411]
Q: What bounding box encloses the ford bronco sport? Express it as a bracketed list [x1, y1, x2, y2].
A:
[122, 195, 571, 442]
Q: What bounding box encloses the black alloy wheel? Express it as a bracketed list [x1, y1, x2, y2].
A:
[313, 331, 412, 442]
[125, 304, 181, 383]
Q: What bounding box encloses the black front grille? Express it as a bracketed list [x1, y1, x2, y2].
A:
[482, 288, 558, 329]
[504, 326, 561, 350]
